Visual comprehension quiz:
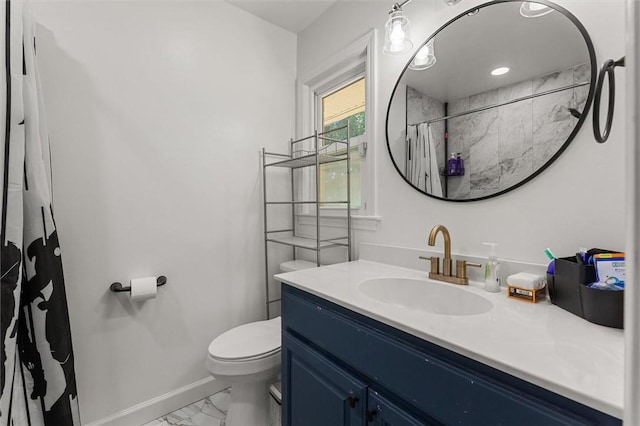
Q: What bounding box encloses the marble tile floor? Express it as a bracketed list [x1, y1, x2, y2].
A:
[142, 388, 230, 426]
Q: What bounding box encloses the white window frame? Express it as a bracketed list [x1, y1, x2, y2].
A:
[296, 29, 380, 231]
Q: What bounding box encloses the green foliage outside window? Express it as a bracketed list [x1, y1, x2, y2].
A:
[322, 111, 365, 141]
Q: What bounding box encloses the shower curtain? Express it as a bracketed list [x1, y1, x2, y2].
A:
[1, 1, 80, 425]
[405, 123, 443, 197]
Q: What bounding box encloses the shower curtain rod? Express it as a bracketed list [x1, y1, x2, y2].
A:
[408, 81, 589, 127]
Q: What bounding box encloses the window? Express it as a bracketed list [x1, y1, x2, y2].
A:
[318, 76, 365, 209]
[297, 30, 378, 229]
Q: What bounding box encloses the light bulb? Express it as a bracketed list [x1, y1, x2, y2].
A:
[390, 21, 405, 50]
[491, 67, 510, 76]
[409, 40, 436, 70]
[415, 46, 429, 61]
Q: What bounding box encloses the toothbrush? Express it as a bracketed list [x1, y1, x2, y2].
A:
[544, 248, 556, 274]
[544, 248, 555, 260]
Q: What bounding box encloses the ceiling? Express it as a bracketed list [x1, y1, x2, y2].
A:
[401, 1, 590, 102]
[226, 0, 338, 34]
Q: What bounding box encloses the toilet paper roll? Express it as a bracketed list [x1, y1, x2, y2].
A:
[130, 277, 157, 302]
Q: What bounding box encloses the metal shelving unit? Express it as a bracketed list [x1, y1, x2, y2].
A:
[262, 124, 352, 318]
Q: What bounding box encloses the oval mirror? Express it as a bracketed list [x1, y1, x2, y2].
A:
[386, 0, 596, 201]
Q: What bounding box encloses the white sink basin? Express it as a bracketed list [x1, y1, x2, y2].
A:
[359, 278, 493, 316]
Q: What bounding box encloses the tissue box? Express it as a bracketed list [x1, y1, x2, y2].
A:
[507, 285, 546, 303]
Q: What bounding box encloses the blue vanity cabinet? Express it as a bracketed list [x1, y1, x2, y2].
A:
[282, 332, 427, 426]
[282, 332, 367, 426]
[281, 284, 622, 426]
[366, 390, 429, 426]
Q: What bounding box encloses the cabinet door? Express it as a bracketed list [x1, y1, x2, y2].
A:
[366, 389, 434, 426]
[282, 332, 367, 426]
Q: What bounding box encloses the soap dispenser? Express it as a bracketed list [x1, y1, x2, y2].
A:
[482, 242, 501, 293]
[447, 153, 458, 176]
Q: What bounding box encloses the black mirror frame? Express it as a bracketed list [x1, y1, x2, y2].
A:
[385, 0, 597, 202]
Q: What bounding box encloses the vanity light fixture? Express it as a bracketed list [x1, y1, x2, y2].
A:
[491, 67, 510, 76]
[519, 2, 553, 18]
[383, 1, 413, 55]
[409, 39, 436, 70]
[383, 0, 464, 56]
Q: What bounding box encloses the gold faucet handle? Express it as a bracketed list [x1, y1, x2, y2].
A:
[456, 260, 482, 280]
[419, 256, 440, 275]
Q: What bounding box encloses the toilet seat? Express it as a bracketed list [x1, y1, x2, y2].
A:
[206, 317, 282, 381]
[208, 317, 281, 361]
[210, 347, 280, 362]
[206, 348, 280, 380]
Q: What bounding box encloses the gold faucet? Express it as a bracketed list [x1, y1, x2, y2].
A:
[420, 224, 481, 285]
[428, 225, 453, 276]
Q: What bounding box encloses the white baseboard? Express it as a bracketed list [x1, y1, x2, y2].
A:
[84, 377, 229, 426]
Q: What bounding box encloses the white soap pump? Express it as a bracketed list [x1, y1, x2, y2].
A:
[482, 242, 501, 293]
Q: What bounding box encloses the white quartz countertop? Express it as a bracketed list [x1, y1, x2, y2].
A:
[275, 260, 624, 419]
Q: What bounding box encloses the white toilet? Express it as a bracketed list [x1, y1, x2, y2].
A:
[206, 260, 318, 426]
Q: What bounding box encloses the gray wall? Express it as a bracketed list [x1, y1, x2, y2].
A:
[446, 63, 590, 199]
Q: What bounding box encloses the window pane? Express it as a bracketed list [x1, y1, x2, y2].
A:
[320, 77, 365, 208]
[322, 78, 365, 132]
[319, 149, 361, 208]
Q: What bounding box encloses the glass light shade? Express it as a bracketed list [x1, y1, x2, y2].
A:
[442, 0, 463, 5]
[520, 2, 553, 18]
[383, 10, 413, 55]
[409, 40, 436, 70]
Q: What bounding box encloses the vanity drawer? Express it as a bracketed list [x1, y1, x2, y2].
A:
[282, 285, 620, 425]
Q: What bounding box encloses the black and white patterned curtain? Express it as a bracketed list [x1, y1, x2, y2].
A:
[1, 1, 80, 424]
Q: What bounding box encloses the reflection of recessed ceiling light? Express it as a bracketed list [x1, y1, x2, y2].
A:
[467, 8, 479, 16]
[491, 67, 510, 76]
[520, 2, 553, 18]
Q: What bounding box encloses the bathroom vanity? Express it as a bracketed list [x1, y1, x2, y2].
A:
[276, 253, 623, 425]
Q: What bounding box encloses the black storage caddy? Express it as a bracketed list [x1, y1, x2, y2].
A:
[548, 256, 624, 329]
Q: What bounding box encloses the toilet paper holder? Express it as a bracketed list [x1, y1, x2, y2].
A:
[110, 276, 167, 293]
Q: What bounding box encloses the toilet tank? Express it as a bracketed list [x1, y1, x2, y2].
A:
[279, 260, 319, 273]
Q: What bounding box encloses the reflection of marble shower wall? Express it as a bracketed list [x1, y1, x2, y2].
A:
[447, 63, 590, 200]
[406, 86, 446, 188]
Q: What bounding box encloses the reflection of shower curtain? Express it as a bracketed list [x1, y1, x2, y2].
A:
[1, 1, 81, 425]
[405, 123, 442, 196]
